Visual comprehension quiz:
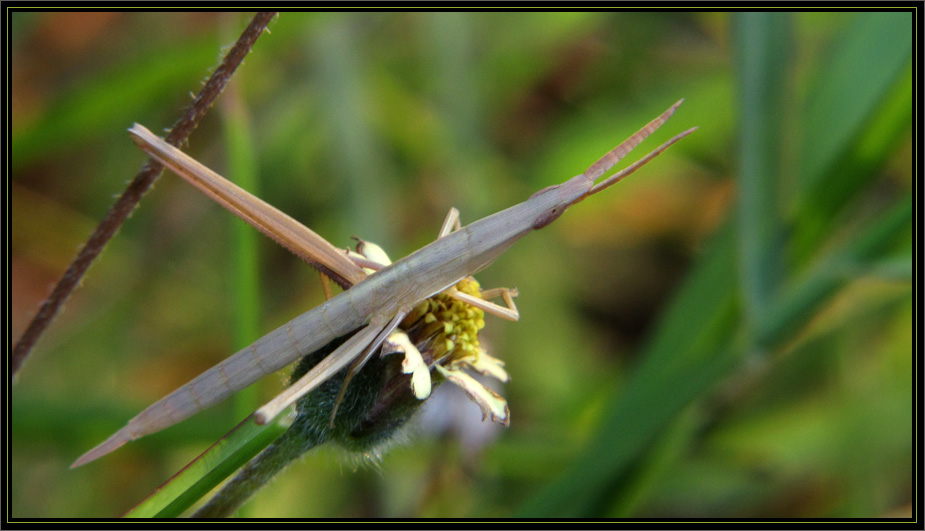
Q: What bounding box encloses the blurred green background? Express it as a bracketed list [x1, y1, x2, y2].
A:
[11, 11, 912, 518]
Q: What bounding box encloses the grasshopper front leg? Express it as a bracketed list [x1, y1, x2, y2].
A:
[324, 308, 410, 426]
[437, 207, 520, 322]
[449, 286, 519, 321]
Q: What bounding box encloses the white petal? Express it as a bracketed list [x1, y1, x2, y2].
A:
[386, 330, 431, 399]
[435, 365, 510, 426]
[410, 364, 433, 399]
[381, 330, 407, 357]
[356, 239, 392, 265]
[467, 350, 510, 383]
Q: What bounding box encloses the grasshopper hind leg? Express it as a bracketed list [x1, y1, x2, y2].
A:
[254, 321, 385, 425]
[327, 311, 408, 427]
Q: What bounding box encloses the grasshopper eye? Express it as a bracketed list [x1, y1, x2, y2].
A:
[532, 202, 568, 230]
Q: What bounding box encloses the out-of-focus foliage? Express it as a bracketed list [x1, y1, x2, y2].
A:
[11, 11, 911, 518]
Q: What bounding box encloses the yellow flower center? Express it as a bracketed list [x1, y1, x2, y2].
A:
[401, 277, 485, 363]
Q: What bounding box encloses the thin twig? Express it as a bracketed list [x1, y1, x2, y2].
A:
[12, 11, 278, 376]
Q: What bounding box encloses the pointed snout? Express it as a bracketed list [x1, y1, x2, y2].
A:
[526, 174, 594, 230]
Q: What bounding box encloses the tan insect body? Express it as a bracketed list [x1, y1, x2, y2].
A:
[72, 100, 695, 468]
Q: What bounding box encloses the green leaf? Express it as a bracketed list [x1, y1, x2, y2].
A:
[733, 12, 792, 330]
[124, 415, 288, 518]
[797, 11, 912, 193]
[221, 82, 263, 424]
[792, 11, 912, 264]
[12, 35, 219, 169]
[757, 197, 911, 347]
[518, 223, 744, 517]
[517, 11, 912, 518]
[221, 82, 264, 519]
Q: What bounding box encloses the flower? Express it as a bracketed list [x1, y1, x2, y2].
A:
[388, 276, 511, 426]
[353, 239, 512, 427]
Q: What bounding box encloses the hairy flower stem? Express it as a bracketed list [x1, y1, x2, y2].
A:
[192, 425, 326, 518]
[190, 328, 425, 518]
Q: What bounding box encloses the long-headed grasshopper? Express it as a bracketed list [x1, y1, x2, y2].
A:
[72, 100, 695, 467]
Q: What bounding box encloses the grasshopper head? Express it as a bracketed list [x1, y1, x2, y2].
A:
[528, 174, 594, 230]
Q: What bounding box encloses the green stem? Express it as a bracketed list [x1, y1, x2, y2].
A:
[191, 425, 327, 518]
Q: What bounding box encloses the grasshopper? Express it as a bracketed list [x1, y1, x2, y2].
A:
[72, 99, 695, 468]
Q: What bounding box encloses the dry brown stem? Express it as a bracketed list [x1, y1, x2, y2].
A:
[12, 12, 278, 375]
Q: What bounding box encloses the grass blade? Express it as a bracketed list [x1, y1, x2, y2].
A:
[12, 35, 218, 169]
[733, 12, 792, 332]
[518, 223, 743, 516]
[221, 80, 264, 428]
[757, 197, 912, 347]
[797, 11, 912, 194]
[792, 11, 912, 263]
[124, 415, 288, 518]
[517, 11, 912, 517]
